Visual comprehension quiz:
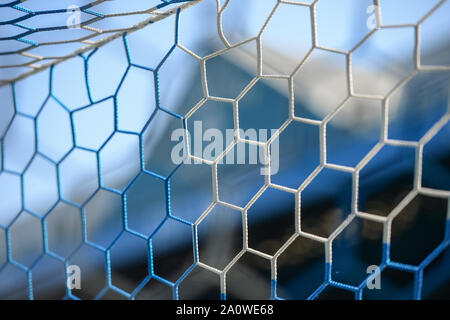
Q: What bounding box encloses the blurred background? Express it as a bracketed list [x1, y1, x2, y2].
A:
[0, 0, 449, 299]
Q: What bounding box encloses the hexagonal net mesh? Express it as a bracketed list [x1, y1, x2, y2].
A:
[0, 0, 449, 300]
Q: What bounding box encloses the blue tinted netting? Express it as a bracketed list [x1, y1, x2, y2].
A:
[0, 0, 449, 300]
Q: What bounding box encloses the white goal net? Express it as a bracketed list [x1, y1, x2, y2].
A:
[0, 0, 449, 300]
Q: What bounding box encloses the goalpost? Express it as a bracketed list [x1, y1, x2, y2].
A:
[0, 0, 449, 300]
